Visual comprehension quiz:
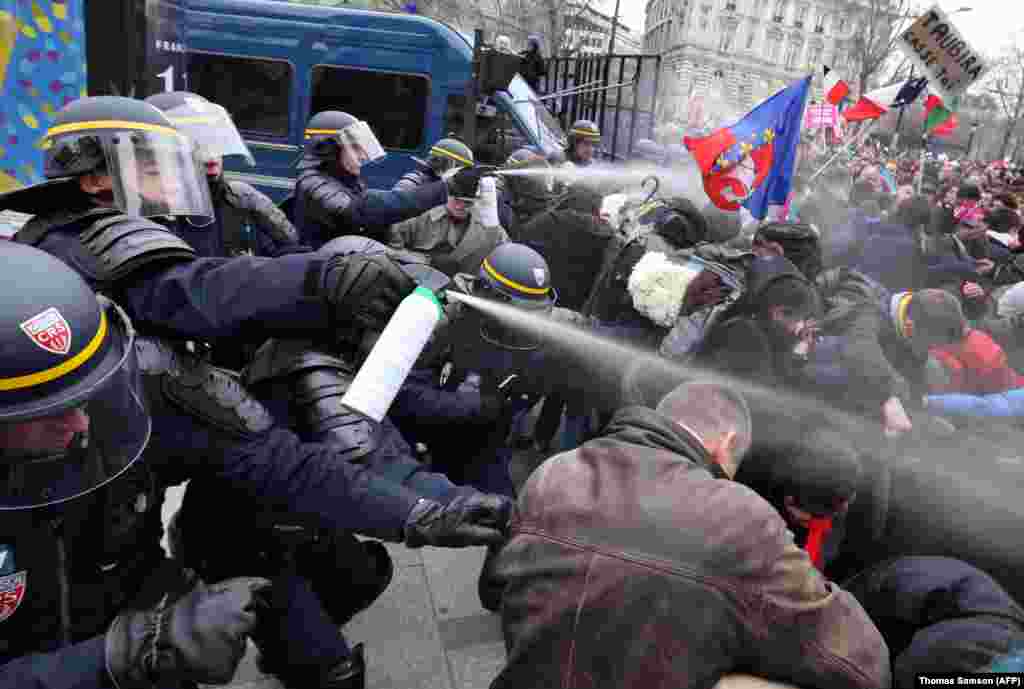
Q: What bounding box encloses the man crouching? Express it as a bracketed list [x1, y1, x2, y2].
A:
[489, 380, 890, 689]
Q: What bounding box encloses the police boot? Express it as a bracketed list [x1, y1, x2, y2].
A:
[253, 573, 367, 689]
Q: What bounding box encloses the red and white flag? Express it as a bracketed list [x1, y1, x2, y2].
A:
[822, 66, 849, 106]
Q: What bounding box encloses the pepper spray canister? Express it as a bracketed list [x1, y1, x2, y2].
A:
[341, 286, 443, 422]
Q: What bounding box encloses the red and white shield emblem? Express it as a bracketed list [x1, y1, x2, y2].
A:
[0, 571, 26, 623]
[20, 307, 72, 356]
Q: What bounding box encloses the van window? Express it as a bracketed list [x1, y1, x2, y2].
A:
[187, 53, 292, 138]
[311, 66, 428, 151]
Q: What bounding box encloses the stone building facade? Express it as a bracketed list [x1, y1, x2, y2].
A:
[644, 0, 898, 124]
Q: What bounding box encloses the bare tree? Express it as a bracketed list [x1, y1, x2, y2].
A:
[985, 43, 1024, 160]
[847, 0, 914, 96]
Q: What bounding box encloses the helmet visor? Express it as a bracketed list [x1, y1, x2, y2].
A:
[161, 101, 255, 166]
[0, 300, 150, 510]
[336, 120, 386, 165]
[106, 130, 215, 222]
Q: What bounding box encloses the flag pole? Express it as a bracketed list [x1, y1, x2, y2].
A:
[806, 117, 879, 184]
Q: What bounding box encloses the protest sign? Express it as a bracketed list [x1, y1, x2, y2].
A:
[803, 103, 838, 129]
[896, 4, 988, 103]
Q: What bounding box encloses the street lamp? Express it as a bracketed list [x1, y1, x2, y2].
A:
[968, 121, 979, 159]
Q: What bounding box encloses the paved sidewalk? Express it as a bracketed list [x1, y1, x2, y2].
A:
[162, 485, 507, 689]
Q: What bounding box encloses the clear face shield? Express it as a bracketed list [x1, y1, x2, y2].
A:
[161, 100, 255, 167]
[106, 130, 215, 223]
[0, 299, 150, 511]
[336, 120, 386, 170]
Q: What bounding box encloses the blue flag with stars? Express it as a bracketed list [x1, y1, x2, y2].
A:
[684, 75, 812, 220]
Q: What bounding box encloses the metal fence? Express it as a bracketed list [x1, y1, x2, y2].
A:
[540, 53, 661, 161]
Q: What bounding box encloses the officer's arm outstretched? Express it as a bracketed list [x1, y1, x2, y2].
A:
[0, 243, 513, 689]
[293, 112, 487, 248]
[3, 97, 422, 343]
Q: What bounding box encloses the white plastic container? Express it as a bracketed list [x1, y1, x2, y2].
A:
[474, 176, 500, 228]
[341, 286, 443, 422]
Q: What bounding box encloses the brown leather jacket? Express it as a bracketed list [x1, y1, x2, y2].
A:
[491, 406, 890, 689]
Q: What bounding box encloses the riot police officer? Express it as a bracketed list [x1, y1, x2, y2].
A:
[565, 119, 601, 167]
[294, 111, 487, 248]
[145, 90, 304, 371]
[394, 243, 561, 498]
[145, 91, 301, 258]
[0, 242, 271, 688]
[1, 96, 515, 688]
[393, 136, 475, 192]
[497, 147, 559, 240]
[2, 96, 411, 351]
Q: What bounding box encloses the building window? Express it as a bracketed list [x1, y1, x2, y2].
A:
[773, 0, 786, 22]
[784, 42, 800, 70]
[815, 11, 826, 33]
[794, 4, 807, 28]
[310, 65, 429, 151]
[768, 35, 781, 62]
[719, 25, 737, 51]
[725, 0, 737, 11]
[746, 27, 756, 49]
[187, 52, 292, 138]
[808, 45, 822, 68]
[837, 15, 847, 33]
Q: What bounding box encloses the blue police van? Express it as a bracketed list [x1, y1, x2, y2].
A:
[171, 0, 567, 201]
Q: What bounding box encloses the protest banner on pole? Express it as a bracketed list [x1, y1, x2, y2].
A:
[896, 5, 988, 104]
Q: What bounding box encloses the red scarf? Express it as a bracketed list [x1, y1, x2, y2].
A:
[804, 517, 834, 571]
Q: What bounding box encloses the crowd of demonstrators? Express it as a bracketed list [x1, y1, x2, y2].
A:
[4, 91, 1024, 689]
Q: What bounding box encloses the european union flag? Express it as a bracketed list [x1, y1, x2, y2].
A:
[684, 75, 811, 220]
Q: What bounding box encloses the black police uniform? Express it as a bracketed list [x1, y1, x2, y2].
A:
[392, 165, 441, 193]
[294, 111, 449, 249]
[295, 164, 447, 249]
[3, 97, 509, 689]
[0, 243, 269, 689]
[210, 176, 301, 257]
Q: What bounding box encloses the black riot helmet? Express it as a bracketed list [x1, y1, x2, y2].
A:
[0, 243, 150, 511]
[299, 110, 385, 172]
[421, 137, 474, 176]
[502, 147, 555, 204]
[40, 96, 214, 221]
[144, 91, 255, 167]
[474, 243, 557, 350]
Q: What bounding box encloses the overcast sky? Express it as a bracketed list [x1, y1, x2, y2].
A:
[612, 0, 1023, 57]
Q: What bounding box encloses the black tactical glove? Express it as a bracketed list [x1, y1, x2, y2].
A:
[445, 165, 490, 199]
[105, 576, 270, 689]
[320, 252, 417, 334]
[403, 493, 514, 548]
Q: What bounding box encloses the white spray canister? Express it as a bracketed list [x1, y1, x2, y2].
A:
[341, 286, 443, 422]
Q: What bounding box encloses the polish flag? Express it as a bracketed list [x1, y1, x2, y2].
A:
[822, 66, 849, 106]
